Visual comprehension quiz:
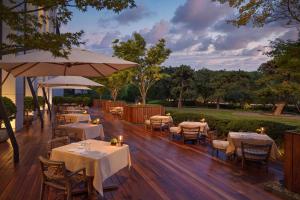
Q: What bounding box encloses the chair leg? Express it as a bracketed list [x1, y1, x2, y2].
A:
[66, 188, 72, 200]
[242, 158, 245, 169]
[40, 183, 45, 200]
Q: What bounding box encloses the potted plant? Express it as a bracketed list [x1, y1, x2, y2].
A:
[0, 97, 17, 143]
[24, 96, 34, 127]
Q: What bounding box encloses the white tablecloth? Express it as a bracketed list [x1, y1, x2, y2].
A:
[51, 140, 131, 196]
[150, 115, 173, 124]
[226, 132, 280, 160]
[178, 121, 210, 136]
[59, 123, 105, 140]
[61, 113, 91, 123]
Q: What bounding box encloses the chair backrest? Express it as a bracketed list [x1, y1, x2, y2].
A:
[52, 127, 68, 138]
[150, 118, 163, 127]
[47, 136, 70, 151]
[56, 115, 66, 125]
[241, 142, 272, 161]
[181, 126, 200, 140]
[39, 156, 67, 181]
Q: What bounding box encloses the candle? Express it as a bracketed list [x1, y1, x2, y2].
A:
[96, 118, 100, 124]
[118, 135, 123, 142]
[260, 127, 265, 134]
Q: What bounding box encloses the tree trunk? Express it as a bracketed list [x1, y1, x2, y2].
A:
[177, 82, 184, 109]
[178, 87, 183, 109]
[273, 102, 286, 115]
[141, 92, 146, 105]
[111, 89, 118, 102]
[216, 98, 220, 110]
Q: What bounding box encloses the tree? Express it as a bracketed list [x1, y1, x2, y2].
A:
[194, 69, 215, 103]
[257, 37, 300, 115]
[113, 33, 171, 104]
[148, 66, 176, 101]
[214, 0, 300, 27]
[171, 65, 194, 108]
[107, 70, 132, 101]
[0, 0, 135, 57]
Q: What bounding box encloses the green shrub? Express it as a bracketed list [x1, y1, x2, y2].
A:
[1, 97, 17, 119]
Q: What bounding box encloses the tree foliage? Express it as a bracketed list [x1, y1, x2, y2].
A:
[171, 65, 195, 108]
[214, 0, 300, 27]
[257, 37, 300, 114]
[0, 0, 135, 57]
[113, 33, 171, 104]
[94, 70, 132, 101]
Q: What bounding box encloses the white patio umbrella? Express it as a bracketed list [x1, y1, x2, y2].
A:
[48, 86, 91, 90]
[0, 48, 137, 163]
[0, 48, 137, 77]
[39, 76, 103, 87]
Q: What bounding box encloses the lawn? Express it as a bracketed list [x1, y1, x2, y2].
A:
[166, 107, 300, 128]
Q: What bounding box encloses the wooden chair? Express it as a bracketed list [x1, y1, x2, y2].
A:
[52, 127, 68, 139]
[150, 118, 164, 132]
[237, 142, 272, 170]
[56, 115, 67, 125]
[38, 156, 91, 200]
[209, 131, 230, 158]
[144, 115, 150, 130]
[47, 136, 70, 158]
[181, 126, 200, 144]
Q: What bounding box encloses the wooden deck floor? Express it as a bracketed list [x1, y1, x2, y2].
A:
[0, 110, 283, 200]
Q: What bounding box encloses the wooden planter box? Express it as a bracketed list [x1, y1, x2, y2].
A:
[123, 104, 165, 124]
[93, 100, 126, 112]
[284, 130, 300, 194]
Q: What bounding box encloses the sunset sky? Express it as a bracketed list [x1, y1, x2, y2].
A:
[62, 0, 299, 71]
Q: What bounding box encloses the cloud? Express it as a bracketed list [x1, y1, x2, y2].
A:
[114, 5, 153, 25]
[171, 0, 232, 32]
[140, 20, 170, 44]
[97, 5, 153, 28]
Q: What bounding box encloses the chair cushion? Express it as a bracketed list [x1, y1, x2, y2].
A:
[170, 127, 180, 134]
[145, 120, 150, 126]
[212, 140, 229, 150]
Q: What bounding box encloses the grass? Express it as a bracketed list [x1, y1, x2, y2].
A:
[166, 107, 300, 128]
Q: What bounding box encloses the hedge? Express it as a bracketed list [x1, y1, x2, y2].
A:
[52, 96, 92, 106]
[168, 110, 297, 147]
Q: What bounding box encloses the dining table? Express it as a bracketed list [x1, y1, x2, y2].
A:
[178, 121, 210, 136]
[50, 139, 131, 196]
[59, 122, 105, 140]
[226, 131, 280, 160]
[150, 115, 173, 124]
[61, 113, 91, 123]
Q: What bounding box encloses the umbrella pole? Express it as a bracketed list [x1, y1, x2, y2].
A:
[27, 77, 44, 129]
[42, 87, 51, 119]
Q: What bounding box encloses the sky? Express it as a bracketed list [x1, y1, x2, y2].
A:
[62, 0, 299, 71]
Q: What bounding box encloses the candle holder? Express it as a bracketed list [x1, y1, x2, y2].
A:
[117, 135, 124, 146]
[92, 118, 101, 124]
[260, 127, 265, 134]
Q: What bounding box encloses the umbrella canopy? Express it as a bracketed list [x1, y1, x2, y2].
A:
[39, 76, 103, 87]
[47, 86, 91, 90]
[0, 48, 137, 77]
